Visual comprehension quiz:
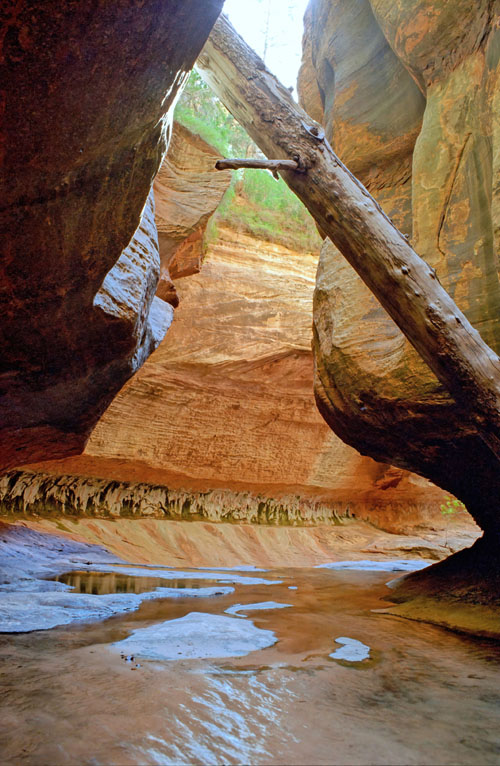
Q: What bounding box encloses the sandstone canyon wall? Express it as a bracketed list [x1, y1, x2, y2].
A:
[299, 0, 500, 536]
[1, 6, 461, 534]
[0, 0, 223, 470]
[0, 116, 447, 532]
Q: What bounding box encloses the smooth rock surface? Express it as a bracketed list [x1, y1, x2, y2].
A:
[4, 516, 476, 569]
[0, 0, 223, 470]
[111, 612, 277, 660]
[330, 636, 371, 662]
[300, 0, 500, 535]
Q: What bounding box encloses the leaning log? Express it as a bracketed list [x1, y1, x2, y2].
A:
[197, 15, 500, 456]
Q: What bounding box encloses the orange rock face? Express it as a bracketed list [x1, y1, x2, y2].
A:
[29, 174, 447, 530]
[0, 0, 223, 470]
[299, 0, 500, 534]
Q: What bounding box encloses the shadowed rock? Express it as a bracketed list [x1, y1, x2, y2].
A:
[299, 0, 500, 538]
[0, 0, 223, 470]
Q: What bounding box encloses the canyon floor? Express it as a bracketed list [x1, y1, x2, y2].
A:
[3, 517, 500, 765]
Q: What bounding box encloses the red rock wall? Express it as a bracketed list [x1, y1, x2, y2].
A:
[23, 118, 447, 530]
[299, 0, 500, 533]
[0, 0, 223, 470]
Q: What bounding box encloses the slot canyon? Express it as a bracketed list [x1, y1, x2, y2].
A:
[1, 1, 499, 764]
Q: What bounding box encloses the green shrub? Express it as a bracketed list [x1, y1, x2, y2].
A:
[175, 71, 250, 157]
[175, 72, 322, 253]
[440, 496, 467, 516]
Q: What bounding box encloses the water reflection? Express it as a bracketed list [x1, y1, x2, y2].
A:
[52, 571, 212, 595]
[3, 566, 500, 766]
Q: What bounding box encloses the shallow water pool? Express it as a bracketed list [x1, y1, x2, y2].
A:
[2, 565, 500, 765]
[51, 570, 222, 595]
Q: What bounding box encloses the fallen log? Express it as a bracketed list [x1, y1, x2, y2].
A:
[197, 15, 500, 457]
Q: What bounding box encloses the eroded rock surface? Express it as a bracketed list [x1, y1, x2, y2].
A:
[299, 0, 500, 536]
[0, 0, 223, 470]
[2, 515, 477, 569]
[3, 74, 458, 535]
[153, 121, 231, 304]
[23, 212, 448, 530]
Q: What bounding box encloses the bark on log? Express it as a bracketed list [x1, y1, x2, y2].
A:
[215, 158, 299, 172]
[197, 15, 500, 457]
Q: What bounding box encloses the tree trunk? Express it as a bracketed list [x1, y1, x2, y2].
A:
[197, 15, 500, 458]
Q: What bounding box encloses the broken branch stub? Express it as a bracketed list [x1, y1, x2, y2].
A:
[196, 14, 500, 457]
[215, 158, 299, 172]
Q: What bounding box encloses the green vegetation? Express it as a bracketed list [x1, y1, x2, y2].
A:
[175, 71, 251, 157]
[175, 72, 322, 253]
[440, 496, 467, 517]
[440, 495, 467, 547]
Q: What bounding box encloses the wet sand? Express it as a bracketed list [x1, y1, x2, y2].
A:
[2, 564, 500, 765]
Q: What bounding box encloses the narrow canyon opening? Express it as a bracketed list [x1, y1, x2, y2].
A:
[1, 1, 499, 764]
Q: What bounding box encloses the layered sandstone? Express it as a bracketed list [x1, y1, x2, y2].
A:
[9, 103, 449, 531]
[153, 121, 231, 305]
[0, 0, 223, 470]
[27, 205, 447, 531]
[1, 516, 478, 569]
[299, 0, 500, 536]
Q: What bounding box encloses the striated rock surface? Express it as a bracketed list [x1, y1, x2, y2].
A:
[2, 517, 478, 569]
[0, 469, 353, 526]
[0, 0, 223, 470]
[24, 208, 448, 531]
[153, 121, 231, 305]
[299, 0, 500, 536]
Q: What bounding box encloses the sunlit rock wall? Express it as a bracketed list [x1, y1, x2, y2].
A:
[299, 0, 500, 534]
[0, 0, 223, 470]
[23, 159, 446, 531]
